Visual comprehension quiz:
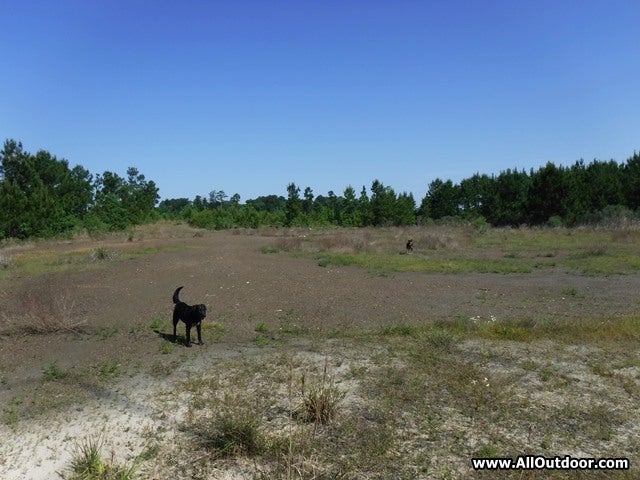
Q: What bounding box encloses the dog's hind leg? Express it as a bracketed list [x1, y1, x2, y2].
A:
[196, 322, 203, 345]
[173, 311, 180, 341]
[185, 324, 192, 347]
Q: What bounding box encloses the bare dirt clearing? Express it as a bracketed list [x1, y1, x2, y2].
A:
[1, 225, 639, 479]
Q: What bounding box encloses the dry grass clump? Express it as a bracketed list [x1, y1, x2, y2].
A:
[275, 237, 303, 252]
[413, 232, 460, 250]
[316, 235, 350, 252]
[2, 281, 86, 334]
[0, 249, 11, 269]
[295, 362, 344, 424]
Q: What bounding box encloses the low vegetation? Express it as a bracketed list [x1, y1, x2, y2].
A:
[1, 225, 638, 479]
[65, 436, 138, 480]
[263, 226, 640, 275]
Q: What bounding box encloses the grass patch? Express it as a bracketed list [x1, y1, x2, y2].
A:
[315, 252, 535, 274]
[66, 435, 138, 480]
[271, 226, 640, 275]
[295, 360, 344, 424]
[96, 362, 121, 379]
[43, 361, 68, 381]
[149, 317, 163, 330]
[95, 326, 118, 340]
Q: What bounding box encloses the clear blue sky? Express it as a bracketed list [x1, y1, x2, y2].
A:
[2, 1, 639, 202]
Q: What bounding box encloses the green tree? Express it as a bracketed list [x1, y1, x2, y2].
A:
[340, 185, 359, 226]
[526, 162, 566, 225]
[285, 182, 302, 226]
[0, 139, 92, 238]
[370, 180, 397, 226]
[302, 187, 314, 214]
[421, 178, 459, 220]
[358, 185, 372, 226]
[395, 192, 416, 225]
[624, 152, 640, 210]
[492, 169, 530, 226]
[459, 173, 494, 220]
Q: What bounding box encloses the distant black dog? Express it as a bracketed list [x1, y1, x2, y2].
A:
[406, 239, 414, 253]
[172, 286, 207, 347]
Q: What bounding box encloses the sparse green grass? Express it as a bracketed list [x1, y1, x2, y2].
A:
[255, 322, 269, 333]
[202, 322, 226, 342]
[148, 317, 163, 330]
[95, 326, 118, 340]
[97, 362, 121, 379]
[254, 334, 269, 347]
[1, 241, 187, 278]
[43, 361, 68, 381]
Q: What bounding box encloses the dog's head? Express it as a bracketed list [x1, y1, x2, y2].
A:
[196, 304, 207, 319]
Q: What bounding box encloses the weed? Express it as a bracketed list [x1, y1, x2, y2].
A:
[255, 322, 269, 333]
[203, 322, 225, 342]
[127, 325, 140, 336]
[97, 362, 121, 378]
[149, 317, 163, 330]
[296, 360, 344, 425]
[90, 248, 115, 262]
[43, 361, 68, 381]
[563, 287, 579, 297]
[159, 342, 174, 354]
[188, 391, 265, 459]
[317, 257, 331, 267]
[66, 435, 138, 480]
[95, 326, 118, 340]
[474, 444, 500, 458]
[254, 334, 269, 347]
[380, 323, 418, 337]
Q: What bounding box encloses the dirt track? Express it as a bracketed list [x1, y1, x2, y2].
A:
[2, 230, 640, 395]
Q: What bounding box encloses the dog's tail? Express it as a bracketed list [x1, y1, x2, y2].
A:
[173, 286, 184, 304]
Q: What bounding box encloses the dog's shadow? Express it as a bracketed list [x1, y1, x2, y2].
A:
[154, 329, 186, 346]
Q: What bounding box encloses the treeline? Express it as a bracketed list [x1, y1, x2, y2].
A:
[158, 180, 418, 229]
[162, 153, 640, 230]
[0, 139, 159, 239]
[3, 138, 640, 239]
[422, 154, 640, 226]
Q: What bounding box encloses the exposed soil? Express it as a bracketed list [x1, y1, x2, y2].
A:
[1, 228, 639, 479]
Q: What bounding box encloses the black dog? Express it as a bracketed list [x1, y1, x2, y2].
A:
[172, 286, 207, 347]
[406, 239, 414, 253]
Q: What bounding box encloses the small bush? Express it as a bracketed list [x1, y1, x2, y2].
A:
[4, 283, 86, 335]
